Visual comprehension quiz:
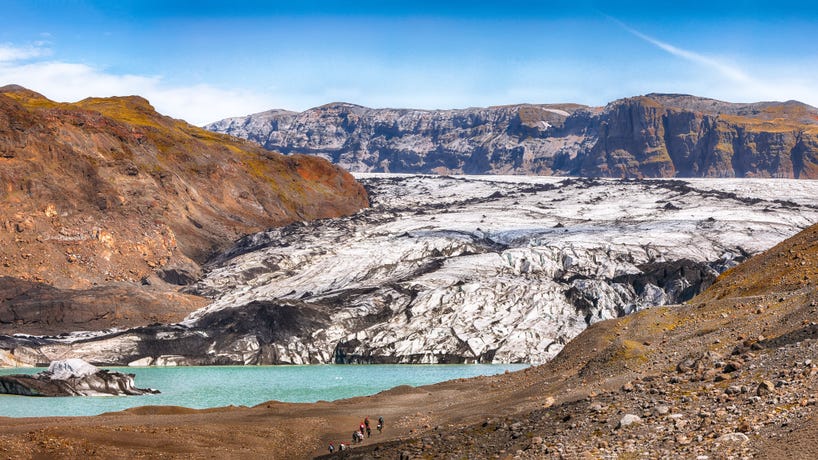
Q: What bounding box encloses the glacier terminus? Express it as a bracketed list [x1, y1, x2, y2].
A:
[4, 174, 818, 366]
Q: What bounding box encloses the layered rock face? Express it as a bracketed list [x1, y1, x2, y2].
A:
[206, 94, 818, 178]
[581, 96, 818, 178]
[0, 359, 157, 396]
[206, 102, 594, 174]
[5, 175, 818, 366]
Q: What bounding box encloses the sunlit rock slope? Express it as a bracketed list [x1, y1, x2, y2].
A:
[0, 84, 368, 290]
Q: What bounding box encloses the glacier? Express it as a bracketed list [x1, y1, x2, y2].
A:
[4, 175, 818, 366]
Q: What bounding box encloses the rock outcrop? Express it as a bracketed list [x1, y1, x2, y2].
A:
[0, 358, 157, 396]
[206, 94, 818, 178]
[0, 276, 207, 336]
[5, 175, 818, 366]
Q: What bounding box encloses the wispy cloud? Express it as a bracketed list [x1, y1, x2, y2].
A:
[0, 43, 274, 125]
[0, 42, 51, 62]
[610, 18, 753, 84]
[624, 28, 751, 84]
[604, 17, 818, 107]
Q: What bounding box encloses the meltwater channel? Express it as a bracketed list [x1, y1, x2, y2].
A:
[0, 364, 527, 417]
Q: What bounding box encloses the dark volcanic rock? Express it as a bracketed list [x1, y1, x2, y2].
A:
[0, 276, 206, 336]
[610, 258, 731, 306]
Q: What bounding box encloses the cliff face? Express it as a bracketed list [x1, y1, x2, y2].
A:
[206, 94, 818, 178]
[583, 96, 818, 178]
[207, 102, 594, 175]
[0, 84, 368, 292]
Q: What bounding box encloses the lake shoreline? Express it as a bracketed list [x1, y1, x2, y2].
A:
[0, 363, 527, 418]
[0, 364, 559, 459]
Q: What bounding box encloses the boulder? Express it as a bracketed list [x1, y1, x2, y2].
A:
[0, 359, 158, 396]
[757, 380, 776, 396]
[617, 414, 642, 429]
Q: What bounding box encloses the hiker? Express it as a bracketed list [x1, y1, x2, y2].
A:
[339, 442, 346, 451]
[328, 442, 334, 453]
[352, 431, 358, 444]
[364, 416, 370, 429]
[359, 423, 365, 436]
[378, 416, 384, 428]
[377, 422, 382, 433]
[366, 425, 371, 438]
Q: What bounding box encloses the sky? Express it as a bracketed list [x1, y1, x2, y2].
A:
[1, 1, 817, 125]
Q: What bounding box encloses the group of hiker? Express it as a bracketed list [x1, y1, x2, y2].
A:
[327, 415, 384, 454]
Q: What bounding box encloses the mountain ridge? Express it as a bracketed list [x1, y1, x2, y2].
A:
[206, 93, 818, 178]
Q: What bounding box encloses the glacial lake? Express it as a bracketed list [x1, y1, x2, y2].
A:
[0, 364, 527, 418]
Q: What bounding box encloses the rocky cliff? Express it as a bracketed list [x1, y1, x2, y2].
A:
[206, 94, 818, 178]
[0, 84, 368, 334]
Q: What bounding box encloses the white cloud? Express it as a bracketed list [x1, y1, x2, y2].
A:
[616, 23, 752, 84]
[145, 84, 277, 125]
[0, 44, 275, 125]
[0, 42, 51, 62]
[611, 21, 818, 108]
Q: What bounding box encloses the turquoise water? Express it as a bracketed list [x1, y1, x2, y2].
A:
[0, 364, 526, 418]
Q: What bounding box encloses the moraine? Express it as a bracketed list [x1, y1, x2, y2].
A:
[4, 174, 818, 366]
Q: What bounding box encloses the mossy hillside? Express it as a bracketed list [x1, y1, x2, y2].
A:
[3, 90, 60, 109]
[44, 92, 351, 213]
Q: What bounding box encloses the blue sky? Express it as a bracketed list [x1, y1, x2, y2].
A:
[1, 1, 817, 125]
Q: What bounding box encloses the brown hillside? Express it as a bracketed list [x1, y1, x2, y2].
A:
[0, 85, 368, 290]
